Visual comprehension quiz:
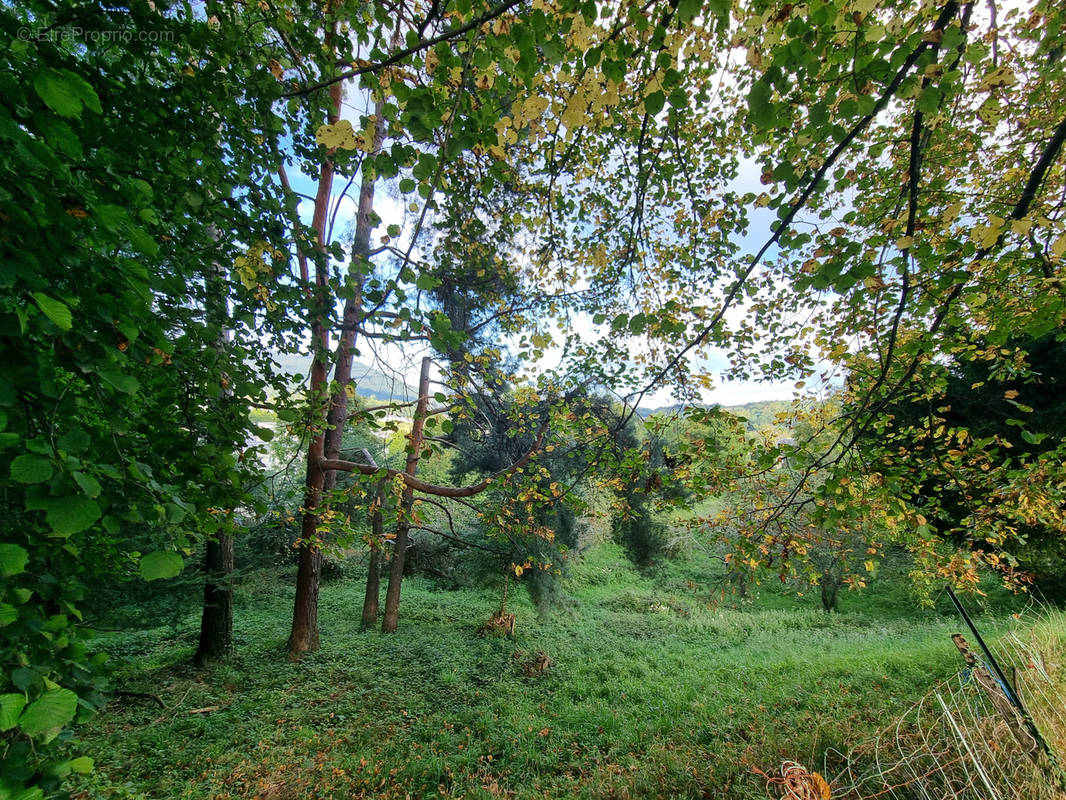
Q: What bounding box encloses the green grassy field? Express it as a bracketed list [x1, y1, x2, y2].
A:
[70, 544, 1025, 800]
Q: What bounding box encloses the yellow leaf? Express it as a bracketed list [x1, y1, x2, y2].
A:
[315, 119, 358, 150]
[863, 275, 885, 289]
[1010, 218, 1033, 237]
[561, 96, 585, 130]
[1051, 233, 1066, 259]
[895, 235, 913, 250]
[811, 771, 831, 800]
[980, 66, 1017, 90]
[1004, 389, 1019, 399]
[942, 202, 963, 225]
[865, 560, 874, 572]
[345, 384, 356, 400]
[520, 95, 550, 125]
[972, 217, 1003, 249]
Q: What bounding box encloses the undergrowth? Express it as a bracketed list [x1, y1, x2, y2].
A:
[69, 543, 1028, 800]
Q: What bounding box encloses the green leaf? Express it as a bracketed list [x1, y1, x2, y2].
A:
[70, 756, 94, 774]
[415, 273, 441, 291]
[127, 225, 159, 257]
[11, 668, 38, 694]
[46, 760, 75, 780]
[164, 503, 187, 524]
[676, 0, 701, 23]
[57, 429, 91, 453]
[0, 694, 27, 731]
[0, 543, 29, 576]
[66, 70, 102, 114]
[94, 204, 129, 232]
[917, 86, 941, 115]
[33, 70, 83, 118]
[18, 688, 78, 741]
[72, 471, 102, 498]
[644, 90, 666, 116]
[747, 79, 775, 130]
[139, 551, 184, 581]
[399, 178, 416, 193]
[37, 117, 83, 159]
[10, 454, 53, 484]
[98, 369, 139, 394]
[0, 603, 17, 626]
[46, 495, 102, 536]
[32, 293, 72, 332]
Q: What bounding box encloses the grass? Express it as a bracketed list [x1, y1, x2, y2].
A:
[69, 543, 1029, 800]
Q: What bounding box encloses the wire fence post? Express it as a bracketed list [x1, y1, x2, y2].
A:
[946, 586, 1066, 789]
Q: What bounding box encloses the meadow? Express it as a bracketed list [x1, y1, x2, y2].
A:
[68, 544, 1027, 800]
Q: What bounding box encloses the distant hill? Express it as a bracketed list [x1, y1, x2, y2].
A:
[269, 352, 415, 401]
[722, 400, 794, 431]
[636, 399, 794, 431]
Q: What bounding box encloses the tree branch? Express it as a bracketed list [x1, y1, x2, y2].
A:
[321, 418, 550, 498]
[282, 0, 523, 97]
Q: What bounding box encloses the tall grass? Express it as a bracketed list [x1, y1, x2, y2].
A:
[70, 543, 1032, 799]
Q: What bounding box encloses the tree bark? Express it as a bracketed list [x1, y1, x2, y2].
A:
[362, 489, 384, 627]
[382, 357, 432, 633]
[194, 534, 234, 665]
[820, 571, 840, 613]
[361, 450, 385, 628]
[289, 87, 387, 656]
[288, 80, 343, 658]
[195, 223, 235, 665]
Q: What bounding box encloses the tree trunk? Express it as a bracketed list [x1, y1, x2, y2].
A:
[362, 453, 385, 628]
[195, 223, 235, 664]
[362, 503, 384, 627]
[288, 80, 342, 658]
[820, 571, 840, 612]
[289, 86, 387, 657]
[382, 357, 432, 633]
[194, 534, 234, 665]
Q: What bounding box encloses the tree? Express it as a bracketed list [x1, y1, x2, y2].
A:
[0, 1, 286, 790]
[747, 1, 1066, 589]
[855, 332, 1066, 591]
[642, 0, 1066, 591]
